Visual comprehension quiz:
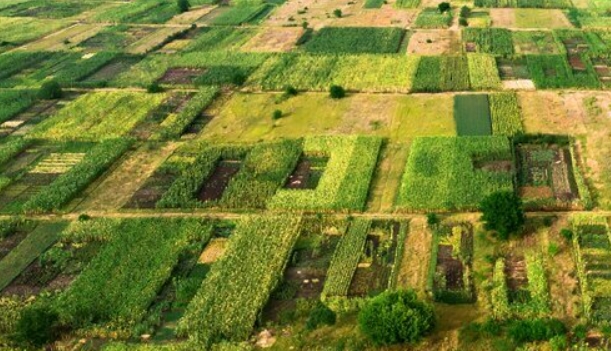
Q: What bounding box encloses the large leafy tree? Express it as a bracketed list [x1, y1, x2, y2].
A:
[358, 290, 435, 345]
[480, 191, 525, 240]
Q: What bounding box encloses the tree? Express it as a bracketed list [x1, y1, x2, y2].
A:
[329, 85, 346, 99]
[14, 305, 60, 347]
[333, 9, 342, 17]
[272, 109, 282, 120]
[177, 0, 191, 13]
[480, 191, 525, 240]
[358, 290, 435, 345]
[38, 80, 63, 100]
[147, 82, 164, 93]
[438, 2, 451, 13]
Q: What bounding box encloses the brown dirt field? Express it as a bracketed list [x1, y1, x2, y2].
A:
[168, 6, 217, 24]
[19, 23, 107, 52]
[199, 238, 228, 264]
[502, 79, 536, 90]
[264, 0, 415, 29]
[489, 9, 514, 27]
[241, 27, 303, 52]
[396, 216, 431, 297]
[519, 91, 588, 135]
[406, 29, 459, 55]
[74, 143, 179, 211]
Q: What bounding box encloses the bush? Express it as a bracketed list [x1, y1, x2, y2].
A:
[507, 318, 566, 344]
[358, 290, 435, 345]
[177, 0, 191, 12]
[460, 5, 470, 17]
[480, 191, 525, 240]
[560, 228, 573, 242]
[427, 213, 440, 228]
[459, 18, 468, 26]
[438, 2, 450, 13]
[147, 82, 164, 93]
[15, 305, 60, 347]
[231, 72, 247, 86]
[284, 85, 298, 96]
[272, 110, 283, 120]
[333, 9, 342, 17]
[38, 80, 63, 100]
[306, 301, 336, 330]
[329, 85, 346, 99]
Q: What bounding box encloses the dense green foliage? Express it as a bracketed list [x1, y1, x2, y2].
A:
[474, 0, 572, 8]
[0, 90, 36, 123]
[303, 27, 405, 54]
[15, 305, 60, 347]
[489, 93, 523, 136]
[480, 191, 525, 239]
[467, 54, 502, 90]
[38, 80, 63, 100]
[322, 219, 371, 298]
[178, 215, 301, 346]
[358, 290, 435, 345]
[414, 8, 453, 28]
[526, 54, 600, 89]
[268, 136, 381, 211]
[412, 56, 470, 92]
[397, 137, 514, 211]
[507, 319, 566, 343]
[463, 28, 514, 57]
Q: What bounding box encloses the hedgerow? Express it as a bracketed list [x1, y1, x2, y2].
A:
[178, 215, 302, 347]
[396, 136, 514, 211]
[489, 92, 523, 136]
[322, 219, 371, 298]
[267, 136, 381, 212]
[21, 138, 132, 213]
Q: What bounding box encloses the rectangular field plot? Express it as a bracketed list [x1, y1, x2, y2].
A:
[490, 9, 572, 29]
[79, 25, 157, 52]
[429, 222, 475, 304]
[414, 8, 453, 29]
[512, 31, 561, 55]
[462, 28, 514, 57]
[572, 216, 611, 324]
[396, 136, 514, 211]
[0, 17, 69, 52]
[411, 56, 471, 92]
[0, 139, 131, 214]
[241, 27, 303, 52]
[515, 136, 590, 209]
[183, 27, 256, 52]
[302, 27, 406, 54]
[490, 251, 550, 319]
[30, 91, 166, 141]
[453, 94, 492, 136]
[475, 0, 573, 8]
[0, 0, 100, 18]
[91, 0, 184, 24]
[200, 4, 272, 26]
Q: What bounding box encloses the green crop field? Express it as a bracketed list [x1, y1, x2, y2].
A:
[0, 0, 610, 349]
[453, 94, 492, 136]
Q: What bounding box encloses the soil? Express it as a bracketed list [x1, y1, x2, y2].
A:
[568, 54, 587, 72]
[124, 167, 180, 208]
[158, 68, 206, 85]
[520, 186, 554, 199]
[504, 254, 528, 292]
[436, 245, 464, 290]
[198, 238, 227, 264]
[284, 158, 312, 189]
[197, 160, 241, 202]
[473, 160, 513, 172]
[406, 30, 458, 55]
[0, 230, 27, 260]
[242, 27, 304, 52]
[183, 112, 213, 135]
[83, 57, 141, 83]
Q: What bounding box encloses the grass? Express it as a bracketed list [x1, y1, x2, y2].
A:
[454, 94, 492, 136]
[0, 221, 67, 290]
[0, 16, 69, 47]
[201, 93, 455, 143]
[414, 8, 453, 29]
[30, 91, 166, 141]
[513, 9, 573, 28]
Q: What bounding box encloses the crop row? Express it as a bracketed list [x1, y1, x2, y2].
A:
[489, 92, 523, 136]
[322, 219, 372, 298]
[303, 27, 406, 54]
[178, 215, 302, 347]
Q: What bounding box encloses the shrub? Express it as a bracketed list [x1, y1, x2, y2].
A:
[38, 80, 63, 100]
[147, 82, 164, 93]
[284, 85, 298, 96]
[507, 318, 566, 344]
[480, 191, 525, 240]
[427, 213, 440, 228]
[560, 228, 573, 242]
[459, 18, 468, 26]
[329, 85, 346, 99]
[231, 72, 247, 86]
[272, 110, 283, 120]
[306, 301, 336, 330]
[460, 5, 470, 17]
[438, 2, 450, 13]
[358, 290, 435, 345]
[177, 0, 190, 13]
[15, 305, 60, 347]
[333, 9, 342, 17]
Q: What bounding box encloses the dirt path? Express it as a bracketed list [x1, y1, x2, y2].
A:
[395, 216, 431, 297]
[73, 142, 179, 211]
[366, 143, 410, 213]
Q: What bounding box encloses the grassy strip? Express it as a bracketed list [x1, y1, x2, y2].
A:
[0, 221, 67, 290]
[454, 94, 492, 136]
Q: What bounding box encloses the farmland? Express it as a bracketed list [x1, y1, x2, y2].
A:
[1, 0, 611, 350]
